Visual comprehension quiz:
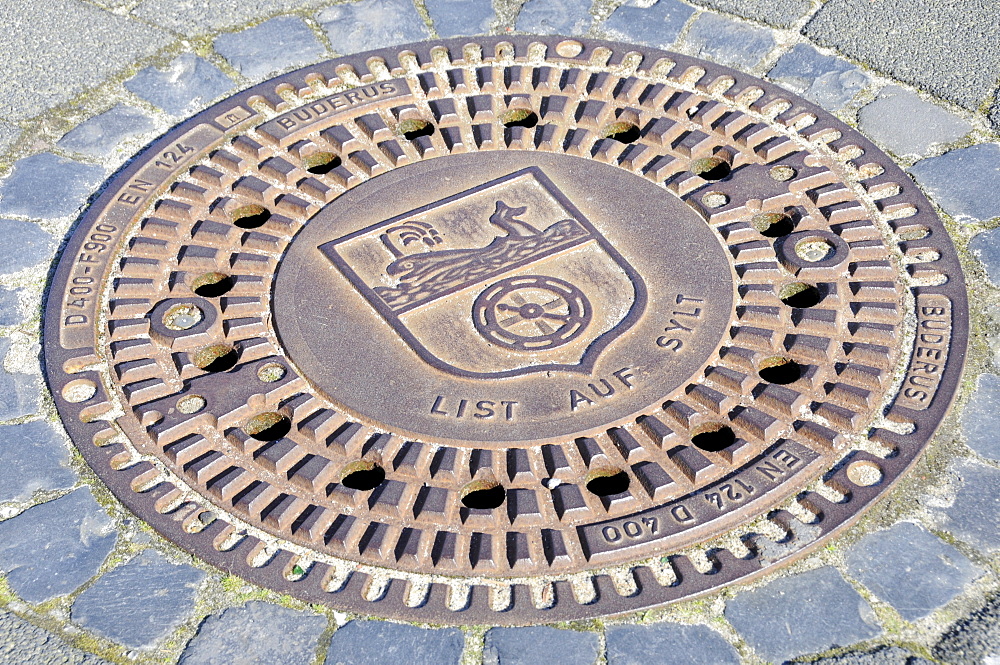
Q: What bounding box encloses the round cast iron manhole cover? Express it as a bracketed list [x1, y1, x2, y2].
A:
[44, 37, 968, 624]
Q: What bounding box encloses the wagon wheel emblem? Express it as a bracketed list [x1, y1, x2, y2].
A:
[473, 275, 591, 351]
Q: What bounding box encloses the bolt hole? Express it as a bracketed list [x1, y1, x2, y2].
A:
[192, 272, 234, 298]
[340, 461, 385, 491]
[769, 165, 796, 181]
[176, 395, 206, 414]
[692, 157, 731, 181]
[751, 212, 794, 237]
[162, 303, 203, 331]
[399, 119, 434, 140]
[257, 362, 286, 383]
[231, 204, 271, 229]
[243, 412, 291, 441]
[460, 481, 506, 509]
[846, 460, 883, 486]
[795, 237, 834, 262]
[702, 191, 729, 208]
[303, 151, 341, 175]
[192, 344, 239, 372]
[600, 121, 640, 143]
[691, 423, 736, 452]
[501, 108, 538, 128]
[585, 470, 630, 496]
[757, 357, 802, 384]
[779, 282, 821, 308]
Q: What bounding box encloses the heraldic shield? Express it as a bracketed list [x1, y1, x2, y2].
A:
[319, 167, 647, 379]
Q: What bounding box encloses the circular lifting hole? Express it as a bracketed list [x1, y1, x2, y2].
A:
[162, 303, 204, 331]
[243, 412, 291, 441]
[600, 121, 640, 143]
[231, 204, 271, 229]
[691, 156, 731, 181]
[751, 212, 794, 237]
[460, 480, 506, 510]
[795, 237, 835, 262]
[846, 460, 884, 486]
[339, 461, 386, 491]
[702, 191, 729, 209]
[176, 394, 206, 414]
[303, 151, 341, 175]
[757, 357, 802, 384]
[779, 282, 821, 308]
[769, 165, 796, 181]
[257, 362, 286, 383]
[399, 118, 434, 140]
[501, 108, 539, 128]
[690, 424, 736, 452]
[585, 470, 630, 496]
[192, 344, 239, 372]
[192, 272, 234, 298]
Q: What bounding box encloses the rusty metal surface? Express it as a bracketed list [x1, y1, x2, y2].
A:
[43, 36, 969, 624]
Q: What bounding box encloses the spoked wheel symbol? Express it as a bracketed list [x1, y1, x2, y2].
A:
[473, 275, 591, 351]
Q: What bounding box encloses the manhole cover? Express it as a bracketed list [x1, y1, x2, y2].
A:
[44, 37, 968, 624]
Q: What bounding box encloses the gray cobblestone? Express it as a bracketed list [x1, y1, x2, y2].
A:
[325, 620, 464, 665]
[605, 623, 740, 665]
[935, 459, 1000, 552]
[214, 17, 326, 82]
[934, 594, 1000, 665]
[318, 0, 430, 56]
[804, 0, 1000, 111]
[844, 522, 982, 621]
[178, 601, 327, 665]
[683, 13, 776, 71]
[71, 550, 205, 649]
[515, 0, 594, 36]
[134, 0, 327, 34]
[125, 54, 235, 116]
[907, 144, 1000, 223]
[0, 421, 77, 504]
[56, 105, 155, 159]
[0, 488, 117, 604]
[961, 373, 1000, 460]
[0, 339, 40, 421]
[0, 219, 54, 273]
[599, 0, 695, 49]
[0, 608, 110, 665]
[857, 87, 972, 158]
[686, 0, 812, 28]
[484, 626, 600, 665]
[970, 228, 1000, 288]
[767, 43, 870, 112]
[724, 566, 881, 663]
[0, 153, 105, 219]
[0, 286, 22, 326]
[426, 0, 495, 37]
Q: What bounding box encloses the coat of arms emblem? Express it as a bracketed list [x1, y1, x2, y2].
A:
[319, 167, 647, 378]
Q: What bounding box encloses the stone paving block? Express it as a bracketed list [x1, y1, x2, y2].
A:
[0, 0, 170, 122]
[134, 0, 327, 34]
[845, 522, 982, 621]
[426, 0, 495, 37]
[515, 0, 593, 36]
[0, 421, 77, 504]
[325, 620, 464, 665]
[56, 104, 156, 158]
[907, 144, 1000, 223]
[0, 121, 20, 154]
[0, 338, 41, 420]
[178, 601, 327, 665]
[605, 623, 740, 665]
[71, 550, 205, 649]
[684, 0, 812, 28]
[803, 0, 1000, 111]
[767, 43, 869, 112]
[857, 87, 971, 158]
[0, 608, 110, 664]
[961, 373, 1000, 460]
[683, 13, 776, 71]
[483, 626, 600, 665]
[810, 645, 934, 664]
[0, 153, 105, 219]
[724, 566, 881, 663]
[0, 488, 117, 604]
[970, 229, 1000, 289]
[0, 219, 54, 273]
[319, 0, 430, 56]
[936, 459, 1000, 551]
[214, 17, 326, 82]
[599, 0, 695, 49]
[0, 286, 22, 326]
[125, 54, 235, 116]
[934, 594, 1000, 665]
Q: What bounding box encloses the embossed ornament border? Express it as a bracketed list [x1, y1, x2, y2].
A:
[41, 36, 968, 625]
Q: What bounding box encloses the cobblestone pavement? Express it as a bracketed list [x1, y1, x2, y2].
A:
[0, 0, 998, 663]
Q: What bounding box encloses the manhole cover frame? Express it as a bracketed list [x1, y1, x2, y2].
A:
[42, 35, 969, 625]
